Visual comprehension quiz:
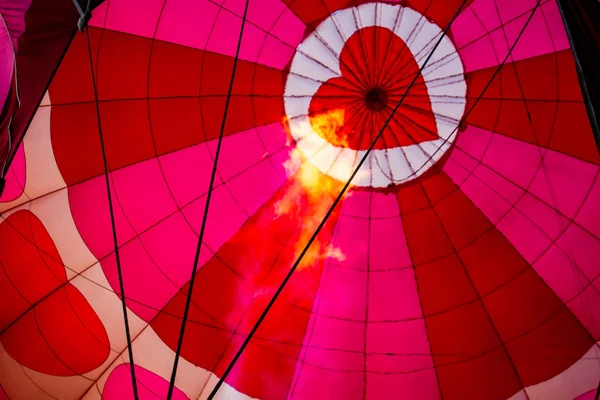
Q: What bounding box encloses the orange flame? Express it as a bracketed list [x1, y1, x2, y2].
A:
[276, 109, 351, 270]
[309, 108, 348, 147]
[282, 108, 349, 148]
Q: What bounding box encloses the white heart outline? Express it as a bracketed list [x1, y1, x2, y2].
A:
[283, 3, 467, 187]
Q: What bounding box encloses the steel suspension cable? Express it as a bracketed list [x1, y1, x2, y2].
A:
[166, 0, 250, 398]
[206, 1, 470, 398]
[84, 25, 139, 400]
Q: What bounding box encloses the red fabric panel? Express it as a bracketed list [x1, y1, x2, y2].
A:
[466, 50, 600, 164]
[49, 28, 286, 186]
[402, 0, 474, 29]
[397, 171, 594, 399]
[282, 0, 472, 31]
[151, 168, 342, 399]
[308, 27, 437, 150]
[282, 0, 350, 28]
[0, 210, 66, 330]
[0, 210, 109, 376]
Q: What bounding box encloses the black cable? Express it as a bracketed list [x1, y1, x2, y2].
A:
[165, 1, 250, 398]
[555, 0, 600, 153]
[84, 28, 139, 399]
[206, 2, 469, 398]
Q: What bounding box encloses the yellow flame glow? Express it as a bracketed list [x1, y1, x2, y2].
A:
[309, 108, 348, 147]
[276, 109, 352, 270]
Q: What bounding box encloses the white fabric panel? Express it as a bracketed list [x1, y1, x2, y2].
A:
[315, 17, 346, 56]
[300, 34, 341, 75]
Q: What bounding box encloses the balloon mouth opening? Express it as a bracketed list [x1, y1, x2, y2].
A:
[364, 87, 388, 111]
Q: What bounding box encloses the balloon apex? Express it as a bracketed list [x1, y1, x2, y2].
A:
[77, 11, 92, 32]
[72, 0, 92, 32]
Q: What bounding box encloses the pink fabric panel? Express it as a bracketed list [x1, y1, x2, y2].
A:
[368, 269, 420, 322]
[291, 267, 365, 399]
[317, 265, 367, 321]
[90, 0, 305, 70]
[268, 146, 295, 180]
[0, 143, 25, 203]
[528, 151, 598, 219]
[0, 0, 30, 137]
[370, 191, 401, 218]
[71, 127, 290, 321]
[156, 0, 221, 50]
[454, 0, 569, 72]
[504, 0, 569, 62]
[103, 364, 189, 400]
[257, 122, 288, 153]
[92, 0, 164, 37]
[366, 270, 437, 398]
[444, 141, 524, 226]
[556, 224, 600, 283]
[456, 125, 599, 228]
[567, 284, 600, 340]
[205, 10, 267, 64]
[369, 192, 411, 271]
[455, 126, 540, 192]
[454, 125, 493, 160]
[576, 174, 600, 238]
[514, 193, 570, 240]
[207, 124, 284, 181]
[442, 156, 470, 186]
[370, 217, 411, 270]
[0, 0, 31, 49]
[290, 342, 364, 400]
[497, 206, 552, 263]
[532, 239, 600, 339]
[448, 147, 480, 174]
[534, 245, 590, 303]
[291, 300, 365, 399]
[102, 236, 181, 321]
[224, 0, 286, 32]
[328, 193, 371, 271]
[450, 7, 488, 50]
[342, 191, 371, 218]
[367, 320, 439, 399]
[454, 29, 506, 72]
[290, 196, 368, 399]
[451, 123, 600, 338]
[226, 150, 288, 216]
[268, 7, 306, 46]
[0, 20, 13, 115]
[331, 216, 369, 271]
[110, 159, 178, 234]
[181, 184, 248, 251]
[368, 192, 435, 397]
[140, 212, 213, 288]
[159, 123, 286, 208]
[480, 134, 541, 189]
[159, 144, 224, 208]
[472, 165, 524, 205]
[98, 178, 255, 321]
[448, 166, 513, 225]
[291, 189, 435, 398]
[69, 177, 138, 259]
[574, 391, 598, 400]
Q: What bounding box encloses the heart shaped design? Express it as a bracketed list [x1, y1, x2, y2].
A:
[0, 210, 110, 376]
[308, 26, 438, 150]
[284, 4, 466, 188]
